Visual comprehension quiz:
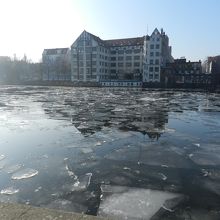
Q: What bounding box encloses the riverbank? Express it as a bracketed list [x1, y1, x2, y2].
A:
[1, 82, 220, 93]
[0, 202, 109, 220]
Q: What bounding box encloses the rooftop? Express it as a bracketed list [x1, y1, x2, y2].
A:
[104, 36, 145, 47]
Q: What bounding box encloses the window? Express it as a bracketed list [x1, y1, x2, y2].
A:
[150, 59, 154, 65]
[118, 56, 124, 61]
[134, 49, 140, 53]
[155, 67, 159, 72]
[85, 47, 92, 53]
[154, 74, 159, 79]
[92, 68, 96, 72]
[111, 63, 116, 67]
[118, 63, 123, 67]
[149, 67, 153, 72]
[110, 50, 116, 55]
[110, 69, 116, 73]
[126, 62, 132, 67]
[111, 57, 116, 61]
[149, 74, 153, 79]
[150, 52, 154, 57]
[134, 56, 140, 60]
[156, 38, 160, 41]
[134, 62, 140, 67]
[150, 44, 154, 49]
[156, 44, 160, 49]
[118, 50, 124, 54]
[92, 47, 97, 52]
[92, 54, 96, 59]
[126, 56, 132, 60]
[156, 52, 160, 56]
[86, 54, 91, 59]
[155, 59, 159, 65]
[126, 50, 132, 54]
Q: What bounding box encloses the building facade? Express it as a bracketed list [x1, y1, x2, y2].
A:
[161, 58, 212, 87]
[42, 48, 71, 81]
[143, 28, 173, 83]
[204, 56, 220, 86]
[70, 29, 173, 85]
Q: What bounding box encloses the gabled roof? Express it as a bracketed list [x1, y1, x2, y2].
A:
[43, 48, 69, 55]
[87, 31, 106, 46]
[151, 28, 160, 36]
[72, 30, 147, 48]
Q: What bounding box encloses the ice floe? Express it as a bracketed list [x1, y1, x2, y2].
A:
[1, 187, 19, 195]
[11, 168, 38, 180]
[98, 185, 184, 220]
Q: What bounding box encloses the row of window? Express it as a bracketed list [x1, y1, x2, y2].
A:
[150, 44, 160, 49]
[101, 82, 142, 86]
[149, 59, 160, 65]
[149, 66, 160, 72]
[110, 69, 141, 74]
[111, 55, 140, 61]
[149, 73, 159, 80]
[72, 53, 142, 62]
[110, 62, 141, 67]
[110, 49, 141, 55]
[150, 52, 160, 57]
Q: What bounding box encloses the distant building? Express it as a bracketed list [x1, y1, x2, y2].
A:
[42, 48, 71, 81]
[161, 58, 212, 87]
[204, 56, 220, 86]
[70, 28, 173, 86]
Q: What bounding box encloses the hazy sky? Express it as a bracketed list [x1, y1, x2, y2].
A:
[0, 0, 219, 62]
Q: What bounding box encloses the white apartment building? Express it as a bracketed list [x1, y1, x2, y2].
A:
[70, 28, 173, 84]
[143, 28, 173, 83]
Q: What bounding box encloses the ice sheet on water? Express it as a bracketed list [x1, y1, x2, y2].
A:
[0, 187, 19, 195]
[3, 164, 22, 174]
[105, 143, 192, 168]
[81, 148, 93, 154]
[71, 173, 92, 191]
[65, 164, 77, 178]
[11, 168, 38, 180]
[98, 185, 183, 220]
[63, 173, 92, 192]
[190, 151, 220, 166]
[0, 159, 9, 170]
[0, 154, 5, 161]
[140, 97, 161, 102]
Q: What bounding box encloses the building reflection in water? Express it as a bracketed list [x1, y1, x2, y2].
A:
[42, 88, 169, 140]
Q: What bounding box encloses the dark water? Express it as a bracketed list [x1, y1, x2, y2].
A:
[0, 86, 220, 219]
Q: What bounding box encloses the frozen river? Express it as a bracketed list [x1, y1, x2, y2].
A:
[0, 86, 220, 219]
